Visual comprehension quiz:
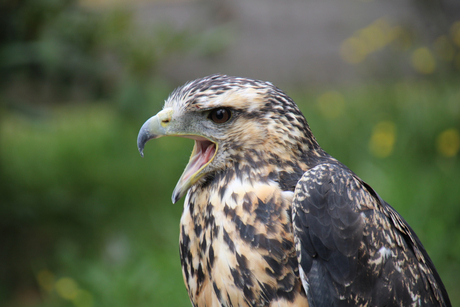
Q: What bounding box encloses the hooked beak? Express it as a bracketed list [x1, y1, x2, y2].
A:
[137, 108, 174, 157]
[137, 108, 217, 203]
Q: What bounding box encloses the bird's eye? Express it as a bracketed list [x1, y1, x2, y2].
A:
[209, 108, 231, 123]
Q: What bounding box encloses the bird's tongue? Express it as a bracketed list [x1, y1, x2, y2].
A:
[182, 140, 216, 181]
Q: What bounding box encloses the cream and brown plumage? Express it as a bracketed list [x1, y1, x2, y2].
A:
[137, 75, 451, 307]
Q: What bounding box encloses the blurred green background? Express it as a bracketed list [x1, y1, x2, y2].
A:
[1, 0, 459, 306]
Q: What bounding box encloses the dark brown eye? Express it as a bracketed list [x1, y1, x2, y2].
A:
[209, 108, 231, 123]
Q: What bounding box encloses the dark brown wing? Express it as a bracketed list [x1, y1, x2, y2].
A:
[292, 163, 451, 307]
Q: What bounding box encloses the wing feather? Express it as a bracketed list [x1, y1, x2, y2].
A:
[292, 162, 451, 307]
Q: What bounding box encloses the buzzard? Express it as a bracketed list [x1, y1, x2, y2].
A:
[137, 75, 450, 307]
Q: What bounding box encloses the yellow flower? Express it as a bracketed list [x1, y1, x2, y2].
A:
[437, 128, 460, 157]
[55, 277, 79, 300]
[411, 47, 436, 74]
[369, 121, 396, 158]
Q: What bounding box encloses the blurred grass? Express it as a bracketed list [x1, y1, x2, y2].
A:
[1, 78, 459, 307]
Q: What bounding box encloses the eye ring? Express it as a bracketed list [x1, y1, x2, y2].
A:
[209, 108, 231, 123]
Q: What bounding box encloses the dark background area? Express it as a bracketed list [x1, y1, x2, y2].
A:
[1, 0, 459, 306]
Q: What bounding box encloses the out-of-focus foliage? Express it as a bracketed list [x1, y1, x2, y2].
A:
[2, 80, 459, 307]
[0, 0, 229, 306]
[339, 17, 460, 78]
[0, 0, 229, 118]
[1, 1, 459, 307]
[1, 105, 193, 306]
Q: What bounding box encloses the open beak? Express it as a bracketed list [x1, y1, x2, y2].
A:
[137, 108, 217, 203]
[171, 138, 216, 203]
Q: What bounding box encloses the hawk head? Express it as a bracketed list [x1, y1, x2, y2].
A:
[137, 75, 320, 203]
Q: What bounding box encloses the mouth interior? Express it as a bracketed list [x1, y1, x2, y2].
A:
[182, 140, 216, 181]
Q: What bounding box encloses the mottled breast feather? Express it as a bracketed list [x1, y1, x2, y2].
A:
[292, 162, 450, 307]
[179, 164, 310, 307]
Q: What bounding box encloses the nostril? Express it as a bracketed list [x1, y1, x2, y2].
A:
[158, 108, 174, 126]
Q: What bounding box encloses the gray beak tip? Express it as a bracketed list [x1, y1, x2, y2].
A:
[137, 136, 146, 157]
[137, 114, 164, 158]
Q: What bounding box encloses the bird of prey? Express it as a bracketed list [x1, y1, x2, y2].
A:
[137, 75, 451, 307]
